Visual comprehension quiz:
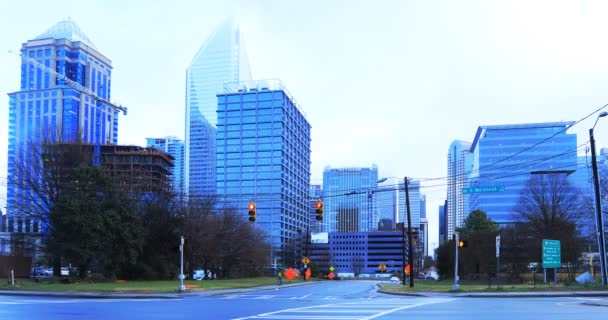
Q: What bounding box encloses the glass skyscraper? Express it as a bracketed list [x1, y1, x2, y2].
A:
[6, 19, 123, 222]
[467, 122, 577, 224]
[322, 166, 379, 232]
[185, 18, 251, 198]
[447, 140, 473, 238]
[146, 136, 185, 196]
[216, 80, 310, 259]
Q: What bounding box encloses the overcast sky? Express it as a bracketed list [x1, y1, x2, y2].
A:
[3, 0, 608, 253]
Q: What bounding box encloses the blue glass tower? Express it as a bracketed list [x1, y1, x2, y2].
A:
[6, 19, 123, 218]
[467, 122, 577, 224]
[185, 18, 251, 198]
[322, 166, 379, 232]
[216, 80, 310, 258]
[146, 136, 185, 196]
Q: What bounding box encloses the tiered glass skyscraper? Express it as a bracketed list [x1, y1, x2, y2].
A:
[146, 136, 185, 195]
[446, 140, 473, 238]
[6, 19, 123, 228]
[185, 18, 251, 198]
[216, 80, 311, 258]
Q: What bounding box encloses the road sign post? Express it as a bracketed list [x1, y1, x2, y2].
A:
[542, 239, 561, 284]
[496, 235, 500, 288]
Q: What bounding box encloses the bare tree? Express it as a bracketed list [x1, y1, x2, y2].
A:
[514, 173, 588, 280]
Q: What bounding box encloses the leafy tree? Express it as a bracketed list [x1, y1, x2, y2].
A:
[457, 209, 498, 236]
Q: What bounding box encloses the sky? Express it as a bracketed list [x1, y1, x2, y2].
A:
[3, 0, 608, 254]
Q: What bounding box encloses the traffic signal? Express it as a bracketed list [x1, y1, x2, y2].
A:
[315, 200, 324, 221]
[458, 240, 468, 248]
[248, 201, 256, 222]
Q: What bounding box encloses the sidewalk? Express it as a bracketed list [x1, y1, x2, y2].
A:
[377, 284, 608, 298]
[0, 281, 315, 300]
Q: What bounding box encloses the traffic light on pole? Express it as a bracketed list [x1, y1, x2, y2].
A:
[315, 200, 324, 221]
[248, 201, 256, 222]
[458, 240, 468, 248]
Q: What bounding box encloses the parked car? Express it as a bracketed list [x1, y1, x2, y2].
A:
[389, 276, 400, 283]
[31, 266, 53, 278]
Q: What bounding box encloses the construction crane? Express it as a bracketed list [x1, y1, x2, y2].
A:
[8, 49, 127, 115]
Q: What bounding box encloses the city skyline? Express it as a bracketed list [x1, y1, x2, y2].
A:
[4, 0, 608, 255]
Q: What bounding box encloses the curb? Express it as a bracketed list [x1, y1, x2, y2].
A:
[376, 285, 608, 298]
[0, 290, 180, 299]
[0, 281, 318, 300]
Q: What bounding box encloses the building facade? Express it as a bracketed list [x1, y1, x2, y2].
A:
[438, 203, 446, 246]
[146, 136, 185, 196]
[3, 19, 124, 253]
[446, 140, 473, 239]
[467, 122, 577, 224]
[309, 231, 407, 276]
[185, 18, 251, 197]
[322, 166, 379, 232]
[216, 80, 310, 260]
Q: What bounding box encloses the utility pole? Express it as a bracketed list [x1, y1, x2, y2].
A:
[405, 177, 414, 288]
[590, 127, 608, 286]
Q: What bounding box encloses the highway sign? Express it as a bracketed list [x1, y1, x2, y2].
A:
[542, 239, 561, 268]
[462, 186, 505, 194]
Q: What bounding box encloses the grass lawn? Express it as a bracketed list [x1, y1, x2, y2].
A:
[0, 277, 308, 294]
[379, 279, 608, 293]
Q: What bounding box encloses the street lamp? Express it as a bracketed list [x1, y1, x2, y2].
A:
[590, 111, 608, 286]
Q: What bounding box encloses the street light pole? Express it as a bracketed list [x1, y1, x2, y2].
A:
[178, 236, 186, 292]
[590, 123, 608, 285]
[452, 232, 460, 290]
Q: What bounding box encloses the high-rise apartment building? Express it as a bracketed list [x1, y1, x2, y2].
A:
[185, 18, 251, 197]
[322, 166, 379, 232]
[438, 203, 446, 246]
[467, 122, 577, 224]
[446, 140, 473, 239]
[6, 19, 124, 222]
[216, 80, 310, 259]
[146, 136, 185, 195]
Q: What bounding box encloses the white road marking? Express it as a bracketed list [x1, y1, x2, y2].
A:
[232, 298, 458, 320]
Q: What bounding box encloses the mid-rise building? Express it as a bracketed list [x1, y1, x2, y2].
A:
[322, 166, 379, 232]
[146, 136, 185, 196]
[216, 80, 310, 260]
[447, 140, 473, 239]
[309, 231, 407, 276]
[467, 122, 577, 224]
[185, 18, 251, 197]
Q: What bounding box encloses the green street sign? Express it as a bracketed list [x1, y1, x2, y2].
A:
[462, 186, 506, 194]
[542, 239, 561, 268]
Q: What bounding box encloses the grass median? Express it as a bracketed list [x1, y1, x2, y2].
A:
[379, 279, 608, 293]
[0, 277, 309, 294]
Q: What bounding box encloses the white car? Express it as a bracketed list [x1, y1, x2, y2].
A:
[389, 276, 400, 283]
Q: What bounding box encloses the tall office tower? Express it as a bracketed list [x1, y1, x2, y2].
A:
[309, 184, 323, 233]
[419, 194, 427, 219]
[216, 80, 310, 259]
[5, 19, 124, 237]
[146, 136, 185, 196]
[446, 140, 473, 239]
[322, 166, 379, 232]
[376, 178, 400, 230]
[185, 18, 252, 198]
[438, 204, 446, 245]
[468, 122, 577, 224]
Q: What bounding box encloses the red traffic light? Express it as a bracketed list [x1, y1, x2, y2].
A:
[248, 203, 256, 211]
[315, 201, 323, 209]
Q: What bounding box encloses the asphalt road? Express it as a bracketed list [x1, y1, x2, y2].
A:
[1, 281, 607, 320]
